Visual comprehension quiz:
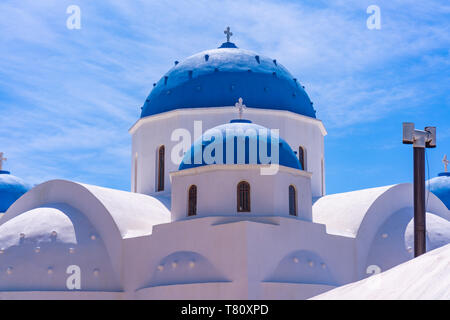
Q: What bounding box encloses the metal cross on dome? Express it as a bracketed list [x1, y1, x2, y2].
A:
[235, 97, 246, 119]
[0, 152, 6, 171]
[224, 26, 233, 42]
[443, 154, 449, 172]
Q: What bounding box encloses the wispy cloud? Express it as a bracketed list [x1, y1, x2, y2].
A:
[0, 0, 449, 192]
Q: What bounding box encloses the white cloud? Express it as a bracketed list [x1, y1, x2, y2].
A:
[0, 0, 448, 189]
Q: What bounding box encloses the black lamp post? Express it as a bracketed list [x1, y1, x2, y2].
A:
[402, 123, 436, 257]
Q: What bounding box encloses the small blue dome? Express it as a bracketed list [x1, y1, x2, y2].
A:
[178, 120, 302, 170]
[141, 44, 315, 118]
[0, 171, 31, 212]
[427, 172, 450, 209]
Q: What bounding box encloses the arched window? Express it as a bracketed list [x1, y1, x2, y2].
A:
[157, 145, 165, 191]
[289, 185, 297, 216]
[298, 146, 306, 170]
[237, 181, 251, 212]
[188, 185, 197, 216]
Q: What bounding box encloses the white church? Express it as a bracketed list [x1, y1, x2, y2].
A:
[0, 30, 449, 300]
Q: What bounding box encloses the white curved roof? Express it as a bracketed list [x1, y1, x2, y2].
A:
[1, 180, 171, 279]
[0, 203, 123, 291]
[0, 206, 77, 250]
[311, 244, 450, 300]
[313, 185, 393, 237]
[405, 213, 450, 251]
[3, 180, 171, 239]
[313, 183, 450, 238]
[80, 183, 171, 238]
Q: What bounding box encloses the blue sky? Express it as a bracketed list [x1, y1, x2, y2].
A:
[0, 0, 449, 194]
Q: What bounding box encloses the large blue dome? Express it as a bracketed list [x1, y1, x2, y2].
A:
[427, 172, 450, 210]
[0, 171, 31, 213]
[141, 42, 316, 118]
[179, 120, 302, 171]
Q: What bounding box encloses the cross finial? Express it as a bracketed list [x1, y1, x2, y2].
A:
[0, 152, 7, 171]
[235, 97, 246, 119]
[443, 154, 449, 172]
[224, 26, 233, 42]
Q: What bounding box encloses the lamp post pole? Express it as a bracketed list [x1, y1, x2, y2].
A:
[403, 123, 436, 257]
[413, 146, 426, 257]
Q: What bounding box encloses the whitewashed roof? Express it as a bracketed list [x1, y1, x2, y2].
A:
[311, 244, 450, 300]
[2, 180, 171, 240]
[313, 183, 450, 238]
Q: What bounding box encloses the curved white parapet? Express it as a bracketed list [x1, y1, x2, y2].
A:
[313, 183, 450, 277]
[311, 244, 450, 300]
[0, 179, 171, 291]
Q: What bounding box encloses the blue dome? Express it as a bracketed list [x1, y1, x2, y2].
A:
[178, 120, 302, 170]
[0, 171, 31, 212]
[141, 43, 316, 118]
[427, 172, 450, 210]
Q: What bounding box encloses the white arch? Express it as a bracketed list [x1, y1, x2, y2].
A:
[2, 179, 171, 280]
[313, 183, 450, 277]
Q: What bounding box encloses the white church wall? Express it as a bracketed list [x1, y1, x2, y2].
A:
[0, 179, 171, 294]
[4, 179, 445, 299]
[365, 210, 450, 275]
[0, 177, 406, 299]
[404, 213, 450, 251]
[130, 106, 326, 198]
[121, 217, 247, 299]
[120, 216, 355, 300]
[261, 283, 336, 300]
[6, 176, 447, 299]
[0, 204, 121, 292]
[0, 207, 357, 299]
[243, 218, 355, 298]
[0, 291, 123, 300]
[363, 207, 414, 274]
[2, 180, 126, 282]
[313, 183, 450, 280]
[170, 164, 312, 221]
[355, 184, 450, 279]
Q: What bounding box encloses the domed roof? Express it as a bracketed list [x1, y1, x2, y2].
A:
[141, 42, 316, 118]
[0, 204, 121, 291]
[427, 172, 450, 209]
[0, 171, 31, 212]
[405, 212, 450, 251]
[178, 119, 302, 170]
